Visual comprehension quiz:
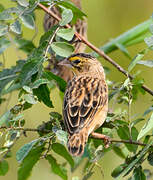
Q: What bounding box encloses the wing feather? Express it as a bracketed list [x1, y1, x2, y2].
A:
[63, 76, 107, 135]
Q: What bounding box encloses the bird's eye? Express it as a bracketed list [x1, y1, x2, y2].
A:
[73, 59, 81, 64]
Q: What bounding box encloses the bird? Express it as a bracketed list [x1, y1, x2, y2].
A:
[58, 53, 108, 156]
[43, 0, 87, 82]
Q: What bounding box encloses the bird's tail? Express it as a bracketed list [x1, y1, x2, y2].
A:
[68, 131, 88, 156]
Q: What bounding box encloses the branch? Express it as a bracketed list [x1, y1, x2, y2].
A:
[0, 126, 50, 133]
[91, 132, 153, 148]
[1, 126, 152, 148]
[38, 3, 153, 96]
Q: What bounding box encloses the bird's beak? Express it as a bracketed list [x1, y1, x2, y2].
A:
[58, 59, 72, 68]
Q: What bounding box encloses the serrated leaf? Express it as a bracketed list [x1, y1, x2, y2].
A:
[17, 0, 29, 7]
[128, 50, 147, 72]
[0, 11, 12, 20]
[116, 141, 153, 179]
[18, 146, 44, 180]
[51, 42, 74, 57]
[46, 155, 67, 180]
[0, 24, 8, 36]
[52, 143, 74, 168]
[0, 160, 9, 176]
[43, 71, 66, 92]
[57, 28, 75, 41]
[16, 139, 38, 163]
[59, 8, 73, 26]
[137, 113, 153, 140]
[20, 14, 35, 29]
[10, 20, 21, 34]
[137, 60, 153, 67]
[33, 84, 53, 108]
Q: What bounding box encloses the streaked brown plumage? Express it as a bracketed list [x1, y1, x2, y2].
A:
[43, 0, 87, 82]
[59, 53, 108, 156]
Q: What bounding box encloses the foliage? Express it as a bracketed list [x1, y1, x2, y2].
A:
[0, 0, 153, 180]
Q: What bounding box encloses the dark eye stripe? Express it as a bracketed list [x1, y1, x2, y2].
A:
[73, 59, 81, 64]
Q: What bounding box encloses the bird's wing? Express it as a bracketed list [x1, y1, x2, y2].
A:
[63, 76, 108, 135]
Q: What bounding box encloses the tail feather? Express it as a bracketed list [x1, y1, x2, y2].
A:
[68, 131, 88, 156]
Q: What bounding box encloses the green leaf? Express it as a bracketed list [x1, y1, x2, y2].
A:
[24, 94, 37, 104]
[117, 125, 138, 153]
[51, 42, 74, 57]
[33, 84, 53, 108]
[55, 130, 68, 144]
[0, 11, 12, 20]
[0, 160, 9, 176]
[52, 143, 74, 168]
[59, 8, 73, 26]
[112, 145, 128, 159]
[17, 0, 29, 7]
[19, 57, 44, 85]
[15, 38, 36, 53]
[131, 118, 145, 127]
[137, 60, 153, 67]
[23, 85, 32, 93]
[31, 79, 50, 89]
[131, 167, 146, 180]
[10, 20, 21, 34]
[0, 110, 11, 126]
[128, 50, 147, 72]
[16, 139, 38, 163]
[111, 163, 127, 178]
[43, 71, 66, 92]
[18, 146, 44, 180]
[57, 28, 75, 41]
[147, 152, 153, 166]
[116, 141, 153, 179]
[144, 36, 153, 49]
[0, 37, 10, 54]
[20, 14, 35, 29]
[92, 19, 152, 57]
[137, 113, 153, 140]
[0, 24, 8, 36]
[115, 43, 131, 58]
[46, 155, 67, 180]
[57, 1, 86, 23]
[143, 105, 153, 116]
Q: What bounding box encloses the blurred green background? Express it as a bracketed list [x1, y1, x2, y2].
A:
[0, 0, 153, 180]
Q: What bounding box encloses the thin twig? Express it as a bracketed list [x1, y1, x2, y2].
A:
[91, 132, 153, 147]
[0, 126, 50, 133]
[38, 3, 153, 96]
[44, 26, 60, 58]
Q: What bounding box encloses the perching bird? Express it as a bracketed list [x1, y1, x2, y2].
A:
[59, 53, 108, 156]
[43, 0, 87, 82]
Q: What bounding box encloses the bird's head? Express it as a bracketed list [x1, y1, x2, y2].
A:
[58, 53, 103, 75]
